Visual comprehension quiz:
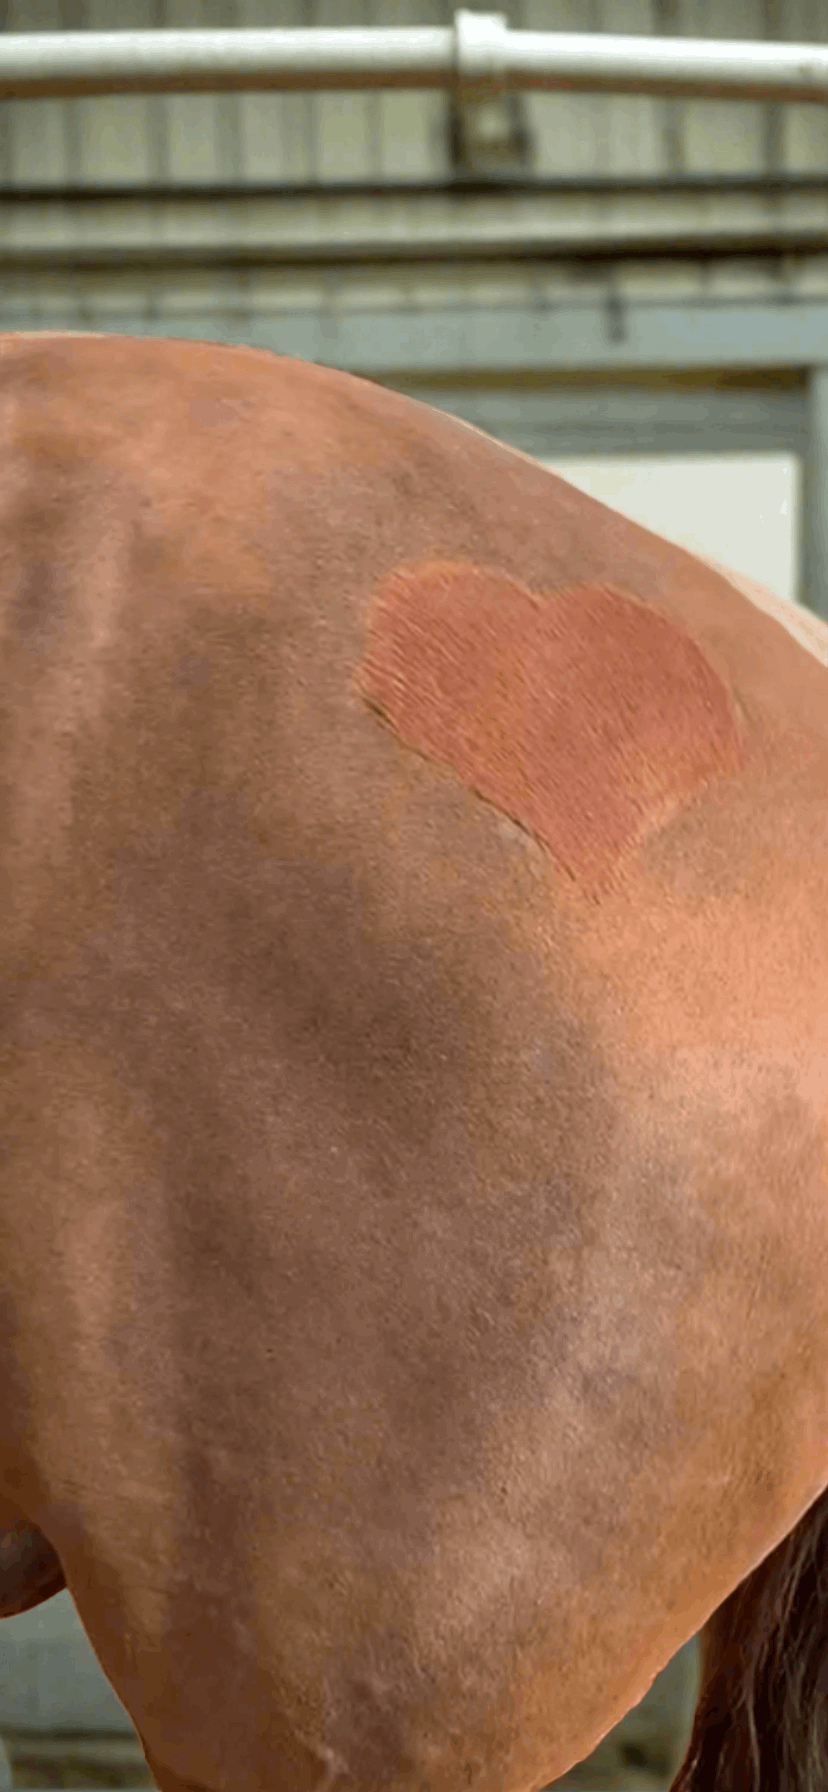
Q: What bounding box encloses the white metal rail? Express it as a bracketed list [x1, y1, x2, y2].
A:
[0, 12, 826, 104]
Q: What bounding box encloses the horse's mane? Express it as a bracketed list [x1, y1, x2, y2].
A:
[673, 1485, 828, 1792]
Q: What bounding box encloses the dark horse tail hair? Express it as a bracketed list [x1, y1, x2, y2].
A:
[671, 1485, 828, 1792]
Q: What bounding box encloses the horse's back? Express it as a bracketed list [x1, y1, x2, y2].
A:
[0, 333, 827, 1792]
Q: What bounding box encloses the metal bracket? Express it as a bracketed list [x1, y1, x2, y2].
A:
[455, 9, 509, 104]
[452, 9, 531, 176]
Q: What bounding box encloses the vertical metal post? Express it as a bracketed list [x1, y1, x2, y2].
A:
[799, 365, 828, 621]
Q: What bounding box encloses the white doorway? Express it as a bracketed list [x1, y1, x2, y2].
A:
[543, 454, 798, 604]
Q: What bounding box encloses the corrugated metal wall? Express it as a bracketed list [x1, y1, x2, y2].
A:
[0, 0, 824, 485]
[0, 0, 826, 192]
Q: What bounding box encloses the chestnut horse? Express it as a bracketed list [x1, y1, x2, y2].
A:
[0, 332, 826, 1792]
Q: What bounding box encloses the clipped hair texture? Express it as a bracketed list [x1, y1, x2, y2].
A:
[357, 561, 743, 888]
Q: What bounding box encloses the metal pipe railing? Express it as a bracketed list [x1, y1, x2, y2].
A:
[0, 12, 827, 105]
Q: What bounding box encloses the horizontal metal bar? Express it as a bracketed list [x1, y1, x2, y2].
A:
[0, 183, 826, 263]
[499, 26, 828, 104]
[393, 379, 807, 459]
[0, 12, 827, 104]
[0, 24, 456, 98]
[0, 286, 823, 376]
[3, 174, 828, 201]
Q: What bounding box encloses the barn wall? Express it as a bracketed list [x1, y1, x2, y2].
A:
[0, 0, 827, 195]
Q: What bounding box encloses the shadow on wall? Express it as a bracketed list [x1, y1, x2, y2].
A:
[0, 1590, 700, 1790]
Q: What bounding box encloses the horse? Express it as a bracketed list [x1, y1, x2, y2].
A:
[0, 330, 826, 1792]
